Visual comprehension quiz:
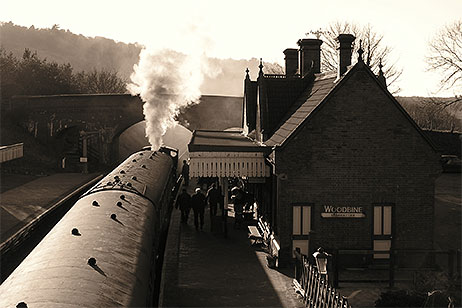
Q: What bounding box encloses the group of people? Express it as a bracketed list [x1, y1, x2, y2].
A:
[178, 159, 254, 231]
[230, 186, 255, 229]
[176, 182, 224, 231]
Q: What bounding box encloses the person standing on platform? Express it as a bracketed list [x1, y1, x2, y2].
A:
[231, 187, 245, 229]
[181, 160, 190, 186]
[191, 187, 206, 231]
[176, 188, 191, 224]
[206, 183, 221, 217]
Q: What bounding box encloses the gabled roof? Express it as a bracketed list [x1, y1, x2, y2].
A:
[264, 61, 438, 152]
[188, 130, 271, 153]
[261, 76, 306, 137]
[265, 71, 337, 147]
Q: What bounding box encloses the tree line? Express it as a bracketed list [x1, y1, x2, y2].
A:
[0, 48, 127, 99]
[0, 22, 141, 81]
[398, 97, 461, 132]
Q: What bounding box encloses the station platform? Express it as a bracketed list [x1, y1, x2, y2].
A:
[160, 181, 305, 308]
[0, 172, 101, 244]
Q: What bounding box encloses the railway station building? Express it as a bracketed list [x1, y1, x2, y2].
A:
[188, 34, 441, 266]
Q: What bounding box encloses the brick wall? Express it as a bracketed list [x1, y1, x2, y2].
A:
[274, 65, 441, 264]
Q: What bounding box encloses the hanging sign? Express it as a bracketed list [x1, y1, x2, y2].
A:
[321, 205, 365, 218]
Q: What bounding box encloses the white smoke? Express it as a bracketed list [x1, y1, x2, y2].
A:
[128, 47, 213, 150]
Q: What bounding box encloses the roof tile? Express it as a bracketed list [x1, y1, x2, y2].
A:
[265, 74, 336, 146]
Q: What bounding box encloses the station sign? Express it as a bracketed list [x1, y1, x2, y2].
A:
[321, 205, 365, 218]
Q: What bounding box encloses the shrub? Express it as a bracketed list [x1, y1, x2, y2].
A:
[375, 289, 426, 307]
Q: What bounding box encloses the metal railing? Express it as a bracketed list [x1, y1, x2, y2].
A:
[294, 250, 351, 308]
[264, 74, 301, 79]
[0, 143, 24, 163]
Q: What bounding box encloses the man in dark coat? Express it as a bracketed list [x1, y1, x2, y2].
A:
[191, 187, 206, 231]
[206, 183, 221, 217]
[176, 188, 191, 224]
[231, 187, 245, 229]
[181, 160, 190, 186]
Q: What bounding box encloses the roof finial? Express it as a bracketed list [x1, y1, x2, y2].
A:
[258, 58, 264, 76]
[245, 67, 250, 79]
[377, 58, 387, 88]
[358, 39, 364, 62]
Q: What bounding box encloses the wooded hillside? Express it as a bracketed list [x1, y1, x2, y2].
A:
[0, 22, 277, 96]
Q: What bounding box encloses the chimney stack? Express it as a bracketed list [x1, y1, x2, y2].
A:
[297, 38, 323, 76]
[336, 34, 355, 77]
[283, 48, 298, 76]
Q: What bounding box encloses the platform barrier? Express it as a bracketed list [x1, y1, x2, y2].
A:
[0, 143, 23, 163]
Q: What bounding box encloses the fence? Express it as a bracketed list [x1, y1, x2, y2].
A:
[294, 250, 351, 308]
[0, 143, 23, 163]
[333, 249, 461, 288]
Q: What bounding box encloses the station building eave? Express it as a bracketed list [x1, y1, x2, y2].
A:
[188, 130, 272, 178]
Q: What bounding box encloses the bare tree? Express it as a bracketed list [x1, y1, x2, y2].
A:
[400, 98, 460, 131]
[262, 61, 284, 74]
[74, 69, 127, 94]
[426, 20, 462, 106]
[312, 22, 403, 94]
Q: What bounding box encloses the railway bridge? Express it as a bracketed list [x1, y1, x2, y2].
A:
[2, 94, 242, 170]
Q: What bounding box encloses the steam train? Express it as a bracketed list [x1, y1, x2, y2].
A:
[0, 147, 180, 307]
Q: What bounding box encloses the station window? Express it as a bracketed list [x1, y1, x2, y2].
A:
[373, 205, 392, 236]
[292, 204, 312, 235]
[373, 204, 393, 259]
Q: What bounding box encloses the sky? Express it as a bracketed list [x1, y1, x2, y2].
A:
[1, 0, 461, 97]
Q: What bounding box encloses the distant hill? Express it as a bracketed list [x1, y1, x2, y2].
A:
[396, 96, 462, 119]
[4, 22, 459, 108]
[0, 22, 276, 96]
[0, 22, 141, 81]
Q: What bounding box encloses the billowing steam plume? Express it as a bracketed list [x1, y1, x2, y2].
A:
[128, 48, 212, 150]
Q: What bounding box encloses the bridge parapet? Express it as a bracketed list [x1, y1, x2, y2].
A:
[5, 93, 243, 170]
[9, 94, 145, 168]
[11, 94, 143, 139]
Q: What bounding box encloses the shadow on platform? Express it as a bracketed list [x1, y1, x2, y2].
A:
[160, 181, 304, 308]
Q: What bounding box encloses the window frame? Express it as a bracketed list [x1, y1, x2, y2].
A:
[372, 203, 394, 239]
[292, 203, 313, 239]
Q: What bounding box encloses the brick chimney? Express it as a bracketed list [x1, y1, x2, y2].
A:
[283, 48, 298, 76]
[297, 38, 323, 76]
[336, 34, 355, 77]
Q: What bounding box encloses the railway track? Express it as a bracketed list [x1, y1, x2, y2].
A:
[0, 174, 104, 283]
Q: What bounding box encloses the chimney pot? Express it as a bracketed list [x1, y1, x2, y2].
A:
[297, 38, 323, 76]
[283, 48, 298, 76]
[337, 34, 356, 77]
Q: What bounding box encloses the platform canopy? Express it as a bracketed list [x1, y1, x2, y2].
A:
[188, 130, 271, 178]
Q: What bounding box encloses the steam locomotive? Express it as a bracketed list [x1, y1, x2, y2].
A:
[0, 147, 179, 307]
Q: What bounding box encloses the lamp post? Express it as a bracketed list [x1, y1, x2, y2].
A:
[313, 247, 330, 282]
